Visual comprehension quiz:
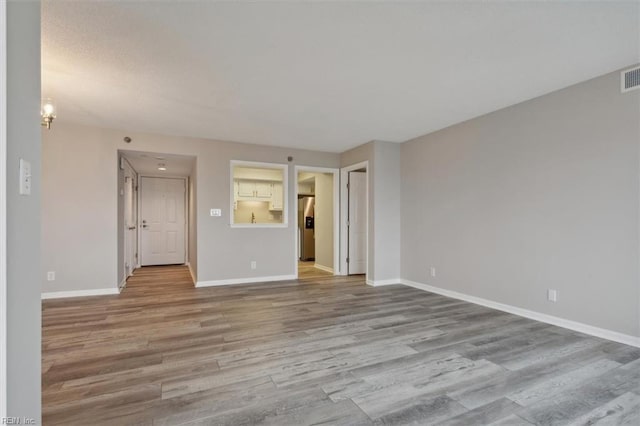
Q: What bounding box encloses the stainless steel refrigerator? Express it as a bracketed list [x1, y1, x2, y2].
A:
[298, 196, 315, 261]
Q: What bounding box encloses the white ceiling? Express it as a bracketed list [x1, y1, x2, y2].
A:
[43, 1, 640, 153]
[121, 150, 195, 176]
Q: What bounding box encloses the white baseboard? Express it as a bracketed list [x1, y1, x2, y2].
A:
[366, 278, 401, 287]
[196, 274, 297, 288]
[400, 279, 640, 348]
[187, 264, 196, 285]
[118, 278, 127, 291]
[42, 288, 120, 300]
[313, 264, 334, 274]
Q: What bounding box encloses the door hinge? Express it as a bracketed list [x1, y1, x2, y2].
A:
[346, 257, 350, 263]
[347, 183, 350, 190]
[346, 220, 350, 227]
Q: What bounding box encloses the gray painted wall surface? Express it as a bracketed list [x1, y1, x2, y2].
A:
[401, 67, 640, 337]
[42, 123, 340, 292]
[7, 1, 42, 420]
[43, 130, 119, 292]
[372, 142, 401, 281]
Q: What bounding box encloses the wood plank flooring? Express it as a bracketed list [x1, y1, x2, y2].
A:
[42, 266, 640, 425]
[298, 261, 334, 279]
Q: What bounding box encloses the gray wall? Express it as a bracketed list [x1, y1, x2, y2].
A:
[42, 122, 340, 292]
[401, 67, 640, 337]
[372, 142, 401, 281]
[6, 1, 41, 420]
[43, 127, 119, 292]
[341, 141, 401, 282]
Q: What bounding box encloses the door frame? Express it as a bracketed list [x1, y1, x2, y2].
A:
[137, 175, 189, 267]
[340, 161, 369, 277]
[121, 157, 137, 284]
[293, 166, 340, 278]
[0, 0, 7, 416]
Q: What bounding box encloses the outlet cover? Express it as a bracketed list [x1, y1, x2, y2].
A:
[547, 289, 558, 302]
[210, 209, 222, 217]
[250, 261, 257, 270]
[47, 271, 56, 281]
[430, 267, 436, 277]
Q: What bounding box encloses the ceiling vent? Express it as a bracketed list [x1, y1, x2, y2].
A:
[621, 66, 640, 93]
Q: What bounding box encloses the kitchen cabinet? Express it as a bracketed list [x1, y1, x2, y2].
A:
[235, 180, 273, 200]
[269, 183, 284, 211]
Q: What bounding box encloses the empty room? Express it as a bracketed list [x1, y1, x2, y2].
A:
[2, 1, 640, 425]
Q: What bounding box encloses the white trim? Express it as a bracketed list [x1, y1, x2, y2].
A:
[340, 161, 369, 278]
[42, 288, 120, 299]
[400, 279, 640, 348]
[0, 0, 6, 417]
[196, 274, 296, 288]
[118, 278, 127, 291]
[187, 263, 196, 285]
[294, 165, 340, 277]
[366, 278, 401, 287]
[230, 160, 289, 227]
[313, 264, 334, 274]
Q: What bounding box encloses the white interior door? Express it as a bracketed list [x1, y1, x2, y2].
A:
[123, 161, 138, 276]
[140, 177, 186, 266]
[348, 171, 366, 275]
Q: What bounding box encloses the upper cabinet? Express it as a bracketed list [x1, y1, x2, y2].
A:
[235, 180, 273, 200]
[269, 182, 283, 211]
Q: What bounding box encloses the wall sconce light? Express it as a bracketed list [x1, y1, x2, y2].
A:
[157, 163, 167, 171]
[41, 98, 56, 129]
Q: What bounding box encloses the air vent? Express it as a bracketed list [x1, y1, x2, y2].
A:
[621, 66, 640, 93]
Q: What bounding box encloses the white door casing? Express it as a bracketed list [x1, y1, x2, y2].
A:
[123, 160, 137, 278]
[348, 171, 367, 275]
[140, 177, 186, 266]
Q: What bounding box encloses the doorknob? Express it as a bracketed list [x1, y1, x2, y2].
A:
[142, 220, 148, 229]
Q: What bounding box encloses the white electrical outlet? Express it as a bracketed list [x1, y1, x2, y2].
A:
[430, 267, 436, 278]
[547, 289, 558, 302]
[250, 261, 257, 270]
[47, 271, 56, 281]
[210, 208, 222, 217]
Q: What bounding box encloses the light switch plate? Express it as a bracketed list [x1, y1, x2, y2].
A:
[19, 158, 32, 195]
[210, 209, 222, 217]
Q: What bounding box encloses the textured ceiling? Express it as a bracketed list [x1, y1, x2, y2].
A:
[42, 1, 640, 153]
[121, 151, 195, 177]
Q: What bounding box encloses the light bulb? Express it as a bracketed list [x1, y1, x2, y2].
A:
[42, 99, 56, 116]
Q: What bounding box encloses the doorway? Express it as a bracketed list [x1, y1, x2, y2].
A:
[340, 161, 368, 277]
[294, 166, 339, 278]
[118, 150, 196, 287]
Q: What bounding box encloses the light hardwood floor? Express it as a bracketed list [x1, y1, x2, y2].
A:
[298, 260, 334, 279]
[42, 266, 640, 425]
